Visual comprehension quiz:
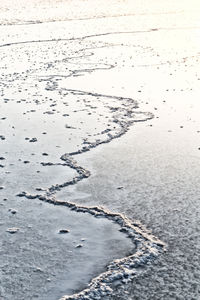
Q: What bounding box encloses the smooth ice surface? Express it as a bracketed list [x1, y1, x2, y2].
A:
[0, 198, 134, 300]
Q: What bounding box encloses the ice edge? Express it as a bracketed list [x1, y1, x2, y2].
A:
[15, 89, 165, 300]
[18, 191, 165, 300]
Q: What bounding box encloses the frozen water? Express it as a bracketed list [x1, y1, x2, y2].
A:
[1, 0, 199, 299]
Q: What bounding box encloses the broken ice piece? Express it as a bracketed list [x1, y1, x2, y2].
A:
[7, 227, 19, 234]
[34, 267, 43, 272]
[29, 137, 37, 142]
[8, 209, 17, 214]
[59, 229, 70, 234]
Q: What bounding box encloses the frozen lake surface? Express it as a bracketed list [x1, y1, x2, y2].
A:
[0, 0, 200, 299]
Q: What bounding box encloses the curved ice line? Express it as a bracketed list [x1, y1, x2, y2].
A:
[0, 26, 199, 48]
[37, 62, 114, 81]
[17, 189, 165, 300]
[2, 23, 163, 297]
[0, 29, 160, 49]
[16, 87, 165, 299]
[60, 88, 140, 103]
[0, 10, 184, 27]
